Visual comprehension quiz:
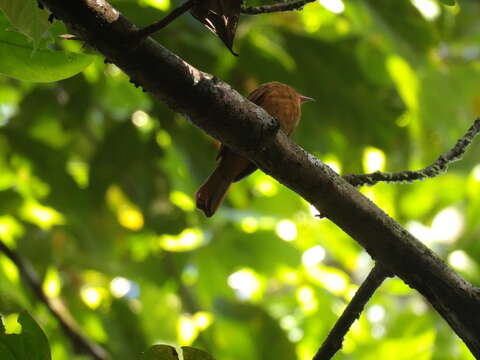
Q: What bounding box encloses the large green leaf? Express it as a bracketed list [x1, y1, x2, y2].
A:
[0, 0, 51, 45]
[0, 20, 95, 82]
[0, 312, 51, 360]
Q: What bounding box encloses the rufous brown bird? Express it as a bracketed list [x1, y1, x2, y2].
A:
[195, 82, 314, 217]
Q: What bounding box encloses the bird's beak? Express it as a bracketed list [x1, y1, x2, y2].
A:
[299, 95, 315, 103]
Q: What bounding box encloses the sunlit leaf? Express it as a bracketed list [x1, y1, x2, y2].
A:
[0, 0, 51, 45]
[0, 22, 95, 82]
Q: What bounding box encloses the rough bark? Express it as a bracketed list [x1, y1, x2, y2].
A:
[40, 0, 480, 355]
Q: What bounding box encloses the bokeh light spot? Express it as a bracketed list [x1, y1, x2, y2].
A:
[407, 221, 433, 245]
[367, 304, 385, 323]
[431, 207, 464, 243]
[66, 159, 89, 188]
[411, 0, 440, 20]
[1, 255, 19, 283]
[472, 164, 480, 182]
[156, 130, 172, 148]
[306, 266, 348, 295]
[193, 312, 213, 330]
[448, 250, 475, 273]
[170, 190, 195, 212]
[254, 177, 278, 197]
[177, 315, 198, 345]
[0, 216, 23, 246]
[159, 228, 205, 252]
[296, 286, 318, 312]
[363, 147, 386, 173]
[131, 110, 150, 128]
[276, 220, 297, 241]
[302, 245, 326, 267]
[288, 328, 304, 342]
[110, 277, 132, 298]
[228, 269, 261, 300]
[21, 202, 64, 230]
[80, 286, 103, 309]
[319, 0, 345, 14]
[43, 267, 61, 297]
[118, 208, 144, 231]
[240, 217, 259, 233]
[140, 0, 171, 11]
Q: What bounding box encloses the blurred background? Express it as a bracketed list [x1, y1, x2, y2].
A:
[1, 0, 480, 358]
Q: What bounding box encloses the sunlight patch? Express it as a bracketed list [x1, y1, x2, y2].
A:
[319, 0, 345, 14]
[411, 0, 440, 20]
[276, 220, 297, 241]
[228, 269, 262, 300]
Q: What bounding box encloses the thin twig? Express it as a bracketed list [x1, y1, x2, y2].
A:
[0, 240, 109, 360]
[134, 0, 196, 39]
[241, 0, 315, 15]
[343, 118, 480, 187]
[313, 264, 391, 360]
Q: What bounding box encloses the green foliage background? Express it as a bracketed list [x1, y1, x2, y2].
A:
[0, 0, 480, 359]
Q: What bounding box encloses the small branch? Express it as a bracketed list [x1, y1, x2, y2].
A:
[343, 118, 480, 187]
[0, 240, 109, 360]
[241, 0, 315, 15]
[134, 0, 196, 40]
[313, 264, 391, 360]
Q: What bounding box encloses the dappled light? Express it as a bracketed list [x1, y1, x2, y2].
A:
[411, 0, 441, 20]
[228, 268, 262, 300]
[110, 277, 134, 298]
[42, 267, 61, 297]
[80, 287, 103, 309]
[0, 0, 479, 359]
[363, 147, 386, 173]
[319, 0, 345, 14]
[159, 228, 205, 251]
[276, 219, 298, 241]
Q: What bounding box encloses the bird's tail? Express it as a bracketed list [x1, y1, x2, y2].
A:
[195, 165, 232, 217]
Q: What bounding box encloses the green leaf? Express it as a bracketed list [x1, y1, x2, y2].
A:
[438, 0, 455, 5]
[182, 347, 216, 360]
[0, 28, 95, 82]
[0, 0, 51, 45]
[0, 312, 51, 360]
[140, 345, 179, 360]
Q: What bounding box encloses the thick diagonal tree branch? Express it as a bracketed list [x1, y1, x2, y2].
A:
[39, 0, 480, 356]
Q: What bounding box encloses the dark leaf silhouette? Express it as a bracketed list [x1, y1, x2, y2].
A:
[190, 0, 241, 55]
